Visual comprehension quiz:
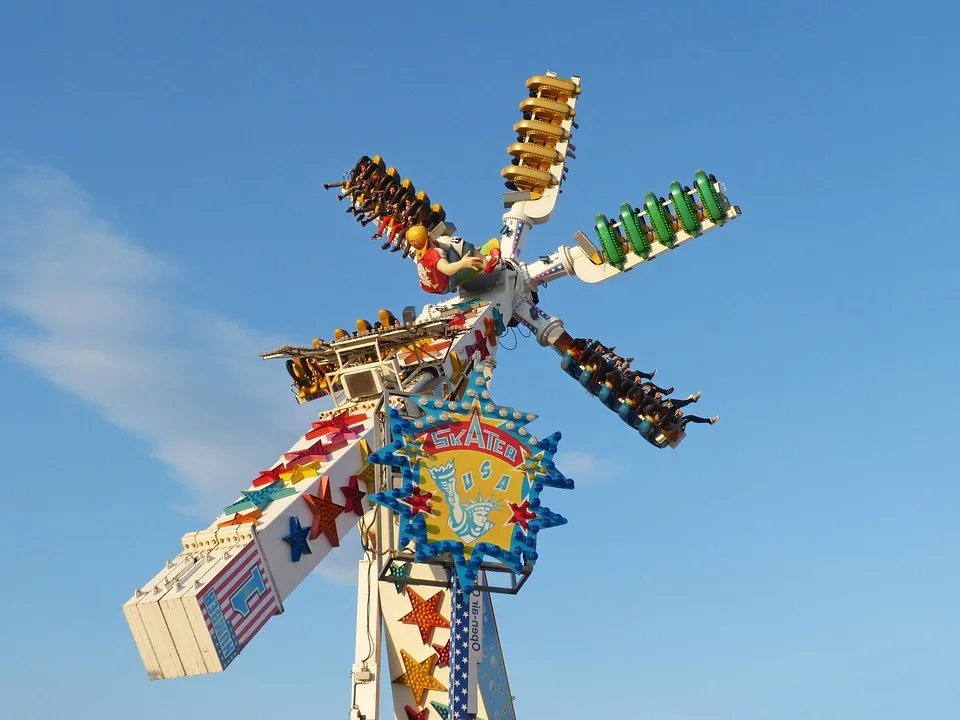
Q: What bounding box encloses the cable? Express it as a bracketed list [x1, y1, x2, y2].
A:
[499, 326, 518, 351]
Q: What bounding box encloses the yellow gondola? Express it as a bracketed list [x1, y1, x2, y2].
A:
[519, 96, 575, 121]
[501, 165, 556, 191]
[507, 142, 562, 164]
[514, 119, 571, 143]
[525, 74, 581, 99]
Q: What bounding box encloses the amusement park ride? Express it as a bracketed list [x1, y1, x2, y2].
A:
[123, 71, 741, 719]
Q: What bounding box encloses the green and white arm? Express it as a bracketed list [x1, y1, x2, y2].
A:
[521, 171, 741, 287]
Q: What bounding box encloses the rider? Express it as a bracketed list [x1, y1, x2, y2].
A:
[405, 225, 499, 295]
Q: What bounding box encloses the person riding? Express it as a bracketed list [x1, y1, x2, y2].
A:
[659, 408, 719, 433]
[405, 225, 486, 295]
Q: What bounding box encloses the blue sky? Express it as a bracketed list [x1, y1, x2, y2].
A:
[1, 1, 958, 718]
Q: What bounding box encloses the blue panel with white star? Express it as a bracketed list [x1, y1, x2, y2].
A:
[366, 360, 574, 594]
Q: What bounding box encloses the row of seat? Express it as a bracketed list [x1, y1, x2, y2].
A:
[594, 170, 734, 270]
[324, 155, 449, 257]
[559, 339, 710, 449]
[285, 308, 412, 402]
[501, 74, 580, 197]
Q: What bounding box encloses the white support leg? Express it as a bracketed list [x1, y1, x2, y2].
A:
[350, 541, 383, 720]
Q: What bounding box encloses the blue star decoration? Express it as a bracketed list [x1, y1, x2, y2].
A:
[366, 360, 574, 594]
[282, 515, 312, 562]
[223, 479, 296, 515]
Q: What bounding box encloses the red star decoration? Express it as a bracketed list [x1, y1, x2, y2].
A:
[251, 468, 283, 488]
[284, 438, 328, 466]
[467, 330, 490, 360]
[305, 409, 367, 441]
[402, 486, 433, 518]
[302, 476, 345, 545]
[431, 641, 450, 668]
[507, 499, 538, 531]
[400, 588, 450, 645]
[339, 475, 367, 516]
[448, 312, 467, 329]
[404, 706, 428, 720]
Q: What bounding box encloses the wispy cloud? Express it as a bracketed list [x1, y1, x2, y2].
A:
[0, 165, 319, 517]
[553, 450, 623, 485]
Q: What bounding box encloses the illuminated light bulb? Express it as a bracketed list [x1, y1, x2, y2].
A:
[433, 399, 443, 408]
[498, 409, 508, 418]
[426, 415, 436, 423]
[481, 391, 491, 399]
[414, 420, 424, 428]
[526, 413, 536, 422]
[518, 428, 528, 436]
[506, 422, 515, 430]
[512, 411, 522, 420]
[484, 404, 495, 413]
[528, 436, 538, 445]
[440, 412, 450, 421]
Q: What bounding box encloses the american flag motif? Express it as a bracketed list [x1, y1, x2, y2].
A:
[449, 578, 485, 718]
[198, 541, 281, 669]
[448, 582, 471, 718]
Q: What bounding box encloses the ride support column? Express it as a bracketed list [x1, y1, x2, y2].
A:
[498, 212, 532, 262]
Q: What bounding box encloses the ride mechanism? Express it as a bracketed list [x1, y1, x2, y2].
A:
[123, 71, 741, 719]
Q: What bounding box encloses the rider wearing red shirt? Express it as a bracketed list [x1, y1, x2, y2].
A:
[406, 225, 487, 294]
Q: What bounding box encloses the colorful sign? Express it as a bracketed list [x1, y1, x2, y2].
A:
[368, 360, 573, 593]
[197, 542, 281, 668]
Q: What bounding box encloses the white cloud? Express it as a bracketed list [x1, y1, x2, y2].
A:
[0, 165, 318, 516]
[553, 450, 623, 485]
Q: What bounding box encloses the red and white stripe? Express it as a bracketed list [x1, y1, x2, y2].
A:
[199, 541, 280, 648]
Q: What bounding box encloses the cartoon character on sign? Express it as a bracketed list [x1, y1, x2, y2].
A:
[428, 460, 502, 543]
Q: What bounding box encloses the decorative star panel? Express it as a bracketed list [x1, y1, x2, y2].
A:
[340, 475, 367, 516]
[217, 509, 262, 528]
[367, 360, 573, 593]
[306, 408, 367, 442]
[302, 476, 345, 545]
[387, 561, 412, 593]
[393, 649, 447, 707]
[430, 702, 450, 720]
[400, 588, 451, 645]
[224, 480, 296, 515]
[355, 439, 376, 486]
[404, 705, 429, 720]
[431, 640, 451, 668]
[283, 515, 312, 563]
[280, 460, 323, 484]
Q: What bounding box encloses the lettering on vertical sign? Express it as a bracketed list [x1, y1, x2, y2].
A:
[468, 588, 484, 714]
